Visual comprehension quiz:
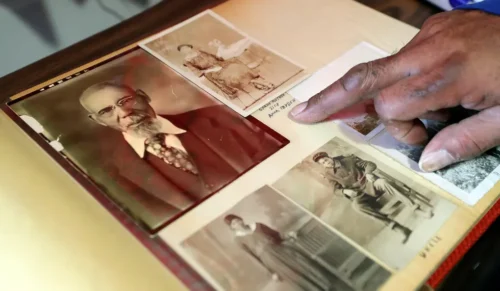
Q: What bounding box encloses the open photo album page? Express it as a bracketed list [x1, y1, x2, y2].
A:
[5, 9, 484, 291]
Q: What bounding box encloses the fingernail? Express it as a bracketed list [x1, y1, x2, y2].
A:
[289, 103, 307, 118]
[419, 150, 455, 172]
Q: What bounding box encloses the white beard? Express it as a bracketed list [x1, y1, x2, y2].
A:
[128, 118, 162, 139]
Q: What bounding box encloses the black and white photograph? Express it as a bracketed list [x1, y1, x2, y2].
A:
[139, 10, 306, 116]
[182, 186, 391, 291]
[272, 137, 456, 270]
[8, 49, 287, 232]
[370, 119, 500, 205]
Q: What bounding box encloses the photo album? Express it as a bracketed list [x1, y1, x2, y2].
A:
[3, 7, 499, 291]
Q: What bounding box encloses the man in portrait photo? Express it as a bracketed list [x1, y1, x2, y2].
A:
[271, 137, 456, 269]
[79, 79, 284, 230]
[312, 152, 434, 243]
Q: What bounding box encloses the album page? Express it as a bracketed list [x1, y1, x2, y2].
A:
[156, 53, 473, 291]
[4, 1, 500, 291]
[139, 6, 498, 291]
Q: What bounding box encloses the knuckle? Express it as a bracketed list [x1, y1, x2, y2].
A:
[374, 90, 397, 120]
[339, 62, 377, 92]
[386, 122, 410, 141]
[422, 13, 447, 30]
[453, 126, 484, 157]
[462, 93, 490, 110]
[446, 37, 468, 56]
[308, 90, 327, 107]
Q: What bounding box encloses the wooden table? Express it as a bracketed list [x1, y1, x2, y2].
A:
[1, 1, 498, 291]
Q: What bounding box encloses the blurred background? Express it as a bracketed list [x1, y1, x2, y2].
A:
[0, 0, 442, 78]
[0, 0, 446, 79]
[0, 0, 161, 77]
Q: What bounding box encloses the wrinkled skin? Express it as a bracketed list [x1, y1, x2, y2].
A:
[289, 10, 500, 172]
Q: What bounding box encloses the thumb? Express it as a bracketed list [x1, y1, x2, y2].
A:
[419, 106, 500, 172]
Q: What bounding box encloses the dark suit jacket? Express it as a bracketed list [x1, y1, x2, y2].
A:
[99, 105, 284, 230]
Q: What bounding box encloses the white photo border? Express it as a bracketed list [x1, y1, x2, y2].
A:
[370, 131, 500, 205]
[287, 41, 389, 140]
[176, 185, 394, 291]
[139, 10, 309, 117]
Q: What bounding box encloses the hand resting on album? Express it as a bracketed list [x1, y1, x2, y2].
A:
[289, 9, 500, 173]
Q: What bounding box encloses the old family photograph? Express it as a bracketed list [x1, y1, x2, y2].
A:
[10, 49, 287, 232]
[140, 10, 306, 115]
[272, 137, 456, 270]
[182, 186, 391, 291]
[181, 137, 457, 291]
[371, 119, 500, 202]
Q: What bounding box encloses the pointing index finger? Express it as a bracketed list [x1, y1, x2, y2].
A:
[289, 52, 417, 124]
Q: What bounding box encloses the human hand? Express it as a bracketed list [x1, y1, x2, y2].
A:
[289, 10, 500, 172]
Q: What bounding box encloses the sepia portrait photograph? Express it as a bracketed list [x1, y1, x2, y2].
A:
[182, 186, 391, 291]
[139, 10, 306, 116]
[272, 137, 457, 270]
[370, 119, 500, 205]
[8, 49, 287, 232]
